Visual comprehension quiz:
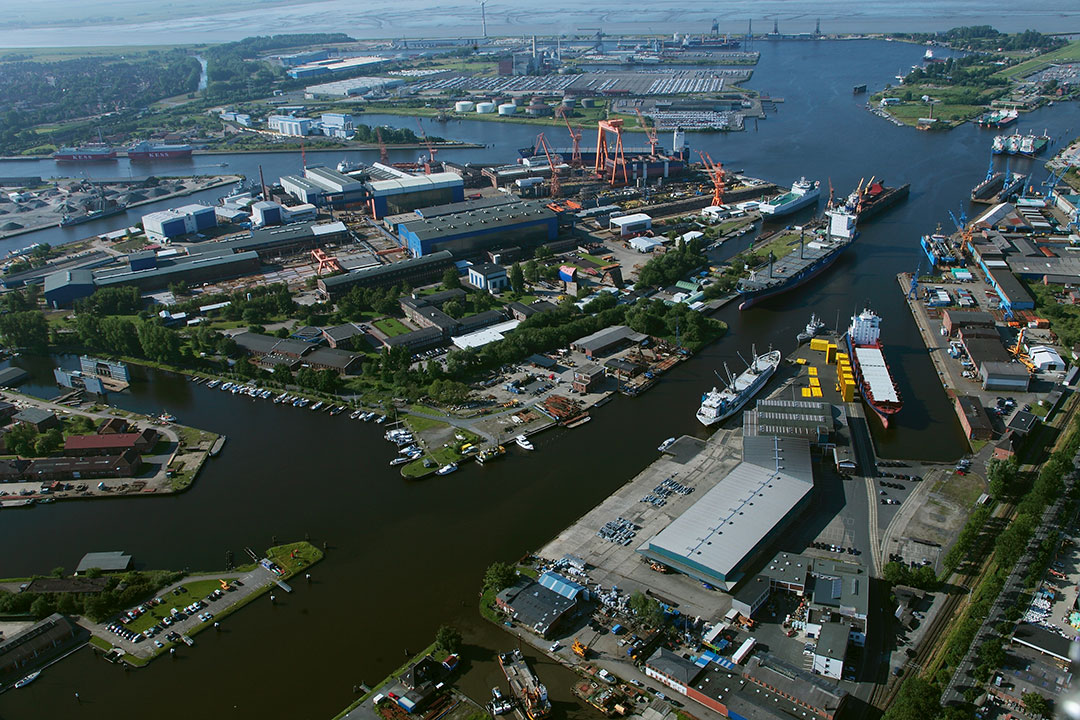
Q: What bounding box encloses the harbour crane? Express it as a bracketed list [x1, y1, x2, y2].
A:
[554, 105, 582, 167]
[634, 108, 660, 156]
[698, 151, 725, 207]
[534, 132, 561, 198]
[375, 127, 389, 165]
[414, 117, 437, 174]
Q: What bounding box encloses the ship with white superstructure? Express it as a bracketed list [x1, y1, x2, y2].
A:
[846, 308, 903, 427]
[758, 178, 820, 218]
[696, 347, 781, 427]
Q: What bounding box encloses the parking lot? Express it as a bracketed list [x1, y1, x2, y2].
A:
[83, 564, 280, 659]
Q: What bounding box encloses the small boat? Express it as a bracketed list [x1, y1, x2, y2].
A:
[436, 463, 458, 475]
[375, 415, 387, 424]
[14, 671, 40, 688]
[349, 409, 362, 419]
[206, 380, 220, 389]
[476, 445, 507, 465]
[657, 437, 676, 453]
[310, 401, 324, 412]
[797, 313, 826, 344]
[158, 411, 177, 423]
[515, 435, 535, 451]
[390, 457, 410, 466]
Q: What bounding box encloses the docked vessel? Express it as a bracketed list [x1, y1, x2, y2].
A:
[127, 141, 193, 160]
[975, 109, 1018, 128]
[476, 445, 506, 465]
[696, 348, 781, 427]
[436, 463, 458, 476]
[14, 671, 40, 688]
[736, 230, 853, 309]
[921, 234, 957, 269]
[846, 309, 903, 428]
[499, 649, 551, 720]
[514, 435, 534, 451]
[992, 131, 1051, 157]
[797, 313, 826, 344]
[831, 177, 909, 225]
[758, 178, 820, 218]
[657, 437, 676, 453]
[59, 204, 127, 227]
[52, 145, 116, 162]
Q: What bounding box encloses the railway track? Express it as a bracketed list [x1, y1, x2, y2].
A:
[869, 394, 1080, 711]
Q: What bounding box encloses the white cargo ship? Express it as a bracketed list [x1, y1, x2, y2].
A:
[696, 348, 782, 426]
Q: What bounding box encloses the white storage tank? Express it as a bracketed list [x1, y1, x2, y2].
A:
[498, 103, 517, 115]
[454, 100, 475, 113]
[475, 102, 496, 114]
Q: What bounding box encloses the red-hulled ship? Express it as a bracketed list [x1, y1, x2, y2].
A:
[52, 145, 116, 162]
[846, 308, 903, 427]
[126, 141, 193, 160]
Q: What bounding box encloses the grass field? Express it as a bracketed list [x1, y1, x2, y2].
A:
[997, 40, 1080, 80]
[374, 317, 410, 337]
[0, 44, 195, 62]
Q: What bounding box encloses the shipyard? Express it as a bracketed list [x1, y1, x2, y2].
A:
[1, 14, 1080, 720]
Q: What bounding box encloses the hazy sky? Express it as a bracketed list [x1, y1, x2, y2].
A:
[0, 0, 1075, 46]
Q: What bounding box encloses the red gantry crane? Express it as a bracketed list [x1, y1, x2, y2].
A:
[595, 119, 628, 187]
[634, 107, 660, 156]
[414, 118, 437, 174]
[698, 150, 725, 206]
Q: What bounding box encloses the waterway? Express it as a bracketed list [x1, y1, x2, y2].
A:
[1, 38, 1078, 719]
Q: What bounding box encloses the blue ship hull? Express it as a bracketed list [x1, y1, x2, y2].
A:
[737, 242, 851, 310]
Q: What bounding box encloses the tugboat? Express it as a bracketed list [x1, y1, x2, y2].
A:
[797, 313, 826, 344]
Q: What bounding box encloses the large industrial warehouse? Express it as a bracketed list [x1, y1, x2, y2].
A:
[394, 199, 559, 257]
[637, 436, 815, 591]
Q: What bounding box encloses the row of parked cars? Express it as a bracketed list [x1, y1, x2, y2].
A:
[111, 587, 230, 647]
[809, 541, 861, 556]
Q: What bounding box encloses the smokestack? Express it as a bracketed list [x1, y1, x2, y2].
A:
[259, 164, 267, 202]
[481, 1, 487, 39]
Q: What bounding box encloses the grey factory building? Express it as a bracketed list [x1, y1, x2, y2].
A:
[318, 251, 455, 300]
[638, 436, 815, 591]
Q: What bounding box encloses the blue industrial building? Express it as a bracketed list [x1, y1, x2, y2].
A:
[396, 199, 558, 257]
[986, 267, 1035, 313]
[141, 204, 217, 241]
[44, 269, 95, 308]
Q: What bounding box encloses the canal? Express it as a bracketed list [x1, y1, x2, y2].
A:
[1, 38, 1078, 719]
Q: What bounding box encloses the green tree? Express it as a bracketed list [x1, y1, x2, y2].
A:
[882, 561, 910, 586]
[51, 566, 65, 578]
[523, 259, 540, 284]
[510, 262, 525, 295]
[483, 561, 517, 594]
[988, 456, 1020, 498]
[882, 677, 942, 720]
[442, 268, 461, 290]
[0, 310, 48, 352]
[1022, 693, 1051, 718]
[5, 422, 37, 456]
[29, 595, 54, 620]
[435, 624, 463, 654]
[628, 591, 667, 629]
[33, 428, 63, 456]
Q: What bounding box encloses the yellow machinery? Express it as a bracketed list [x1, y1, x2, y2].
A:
[572, 639, 589, 658]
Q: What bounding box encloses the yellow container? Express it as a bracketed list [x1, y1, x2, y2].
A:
[836, 352, 849, 361]
[795, 357, 808, 365]
[809, 377, 820, 387]
[811, 387, 823, 398]
[801, 387, 813, 398]
[809, 338, 830, 352]
[808, 367, 818, 376]
[840, 384, 854, 401]
[825, 346, 837, 365]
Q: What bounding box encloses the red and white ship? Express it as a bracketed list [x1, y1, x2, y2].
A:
[126, 141, 193, 160]
[52, 145, 116, 162]
[846, 308, 903, 428]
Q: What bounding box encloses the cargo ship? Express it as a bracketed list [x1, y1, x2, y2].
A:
[60, 204, 127, 227]
[736, 229, 853, 309]
[126, 141, 193, 160]
[992, 131, 1051, 157]
[52, 145, 116, 162]
[846, 309, 903, 428]
[840, 179, 910, 223]
[499, 649, 551, 720]
[696, 347, 781, 426]
[758, 178, 820, 218]
[975, 109, 1018, 128]
[970, 171, 1026, 205]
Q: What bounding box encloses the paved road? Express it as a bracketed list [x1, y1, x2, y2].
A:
[80, 565, 279, 659]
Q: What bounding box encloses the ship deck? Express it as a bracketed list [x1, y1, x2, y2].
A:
[737, 239, 846, 292]
[853, 346, 899, 403]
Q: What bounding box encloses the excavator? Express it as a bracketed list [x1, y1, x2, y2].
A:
[572, 639, 589, 658]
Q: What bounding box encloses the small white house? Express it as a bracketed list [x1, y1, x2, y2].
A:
[467, 262, 508, 292]
[1029, 345, 1066, 372]
[701, 206, 729, 223]
[628, 236, 663, 253]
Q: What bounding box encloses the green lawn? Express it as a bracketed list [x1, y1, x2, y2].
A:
[997, 40, 1080, 80]
[266, 541, 323, 578]
[112, 237, 150, 253]
[404, 413, 451, 433]
[123, 578, 236, 634]
[374, 317, 410, 337]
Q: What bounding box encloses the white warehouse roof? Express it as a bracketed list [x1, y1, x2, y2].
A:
[610, 213, 652, 228]
[367, 172, 463, 197]
[638, 436, 814, 589]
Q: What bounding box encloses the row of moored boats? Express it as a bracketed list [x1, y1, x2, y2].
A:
[198, 378, 387, 419]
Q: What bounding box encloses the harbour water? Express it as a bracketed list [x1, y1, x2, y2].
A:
[1, 38, 1079, 719]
